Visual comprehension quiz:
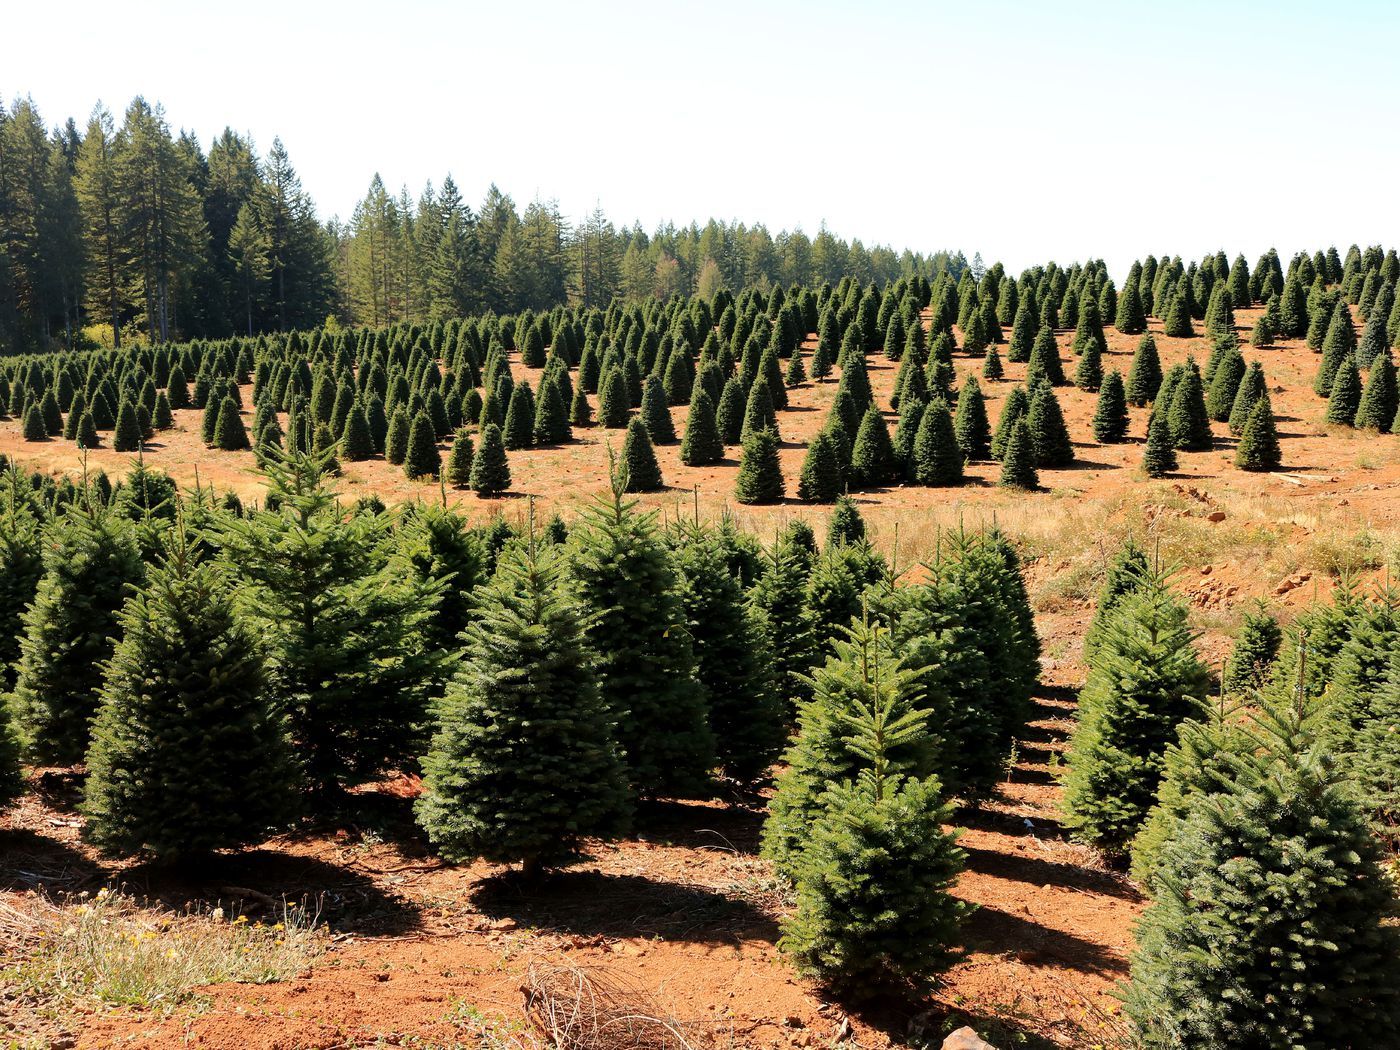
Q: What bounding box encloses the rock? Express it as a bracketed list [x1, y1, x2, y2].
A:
[1200, 565, 1213, 575]
[1206, 511, 1226, 523]
[942, 1027, 997, 1050]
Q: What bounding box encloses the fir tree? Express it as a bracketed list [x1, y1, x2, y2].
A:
[741, 377, 779, 443]
[113, 399, 142, 452]
[416, 535, 630, 873]
[716, 376, 746, 444]
[1126, 333, 1163, 406]
[1027, 383, 1075, 467]
[991, 385, 1030, 460]
[680, 388, 723, 465]
[639, 375, 675, 444]
[1082, 540, 1150, 662]
[532, 377, 570, 445]
[1062, 567, 1208, 854]
[848, 404, 896, 488]
[797, 429, 844, 502]
[1325, 353, 1362, 426]
[954, 375, 992, 460]
[502, 381, 536, 449]
[1167, 365, 1213, 451]
[1228, 361, 1267, 435]
[11, 504, 145, 765]
[910, 398, 963, 486]
[1222, 606, 1282, 695]
[621, 418, 663, 492]
[568, 474, 716, 798]
[827, 495, 866, 547]
[385, 407, 410, 464]
[1205, 349, 1245, 421]
[1073, 339, 1103, 392]
[1124, 692, 1400, 1048]
[1027, 326, 1065, 387]
[982, 344, 1003, 380]
[1235, 397, 1281, 472]
[597, 367, 631, 428]
[1092, 369, 1129, 443]
[1355, 350, 1397, 431]
[404, 411, 441, 479]
[735, 427, 785, 504]
[445, 430, 474, 488]
[470, 422, 512, 496]
[1143, 405, 1178, 477]
[81, 534, 294, 861]
[998, 418, 1038, 490]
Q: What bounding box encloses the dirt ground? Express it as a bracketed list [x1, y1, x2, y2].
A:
[2, 305, 1398, 1048]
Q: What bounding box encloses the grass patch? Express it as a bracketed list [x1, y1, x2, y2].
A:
[0, 886, 325, 1014]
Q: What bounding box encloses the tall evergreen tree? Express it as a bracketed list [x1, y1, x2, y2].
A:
[1092, 369, 1129, 443]
[621, 417, 663, 492]
[404, 411, 441, 479]
[998, 418, 1038, 490]
[470, 422, 512, 495]
[1126, 333, 1163, 406]
[735, 427, 785, 504]
[1234, 396, 1281, 472]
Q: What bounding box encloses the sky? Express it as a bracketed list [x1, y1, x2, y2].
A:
[6, 0, 1398, 277]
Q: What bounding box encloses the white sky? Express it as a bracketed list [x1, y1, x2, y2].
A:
[6, 0, 1398, 276]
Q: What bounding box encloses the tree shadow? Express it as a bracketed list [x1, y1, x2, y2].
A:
[0, 827, 105, 893]
[956, 805, 1068, 840]
[960, 844, 1140, 903]
[632, 798, 766, 855]
[1059, 456, 1117, 471]
[29, 767, 85, 814]
[962, 903, 1128, 976]
[472, 869, 777, 944]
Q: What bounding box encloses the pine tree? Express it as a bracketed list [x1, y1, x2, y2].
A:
[1073, 339, 1103, 392]
[1124, 692, 1400, 1047]
[735, 427, 785, 504]
[112, 399, 142, 451]
[340, 402, 374, 461]
[954, 375, 991, 460]
[416, 535, 630, 873]
[1205, 349, 1245, 421]
[1115, 278, 1146, 334]
[998, 418, 1038, 489]
[981, 344, 1003, 380]
[1082, 540, 1150, 662]
[1026, 326, 1065, 387]
[827, 495, 866, 547]
[1228, 361, 1267, 435]
[1126, 333, 1163, 406]
[597, 367, 631, 428]
[621, 417, 663, 492]
[11, 504, 145, 765]
[1222, 606, 1282, 695]
[470, 422, 512, 495]
[1234, 396, 1281, 472]
[991, 385, 1030, 460]
[1325, 353, 1362, 426]
[219, 448, 442, 798]
[680, 388, 723, 465]
[445, 430, 474, 488]
[385, 407, 410, 464]
[75, 410, 99, 450]
[81, 535, 294, 861]
[797, 429, 844, 502]
[670, 523, 786, 784]
[848, 404, 896, 488]
[532, 377, 570, 445]
[1062, 567, 1208, 854]
[502, 381, 536, 449]
[404, 411, 441, 479]
[1142, 405, 1178, 477]
[1162, 292, 1194, 337]
[1167, 365, 1213, 451]
[639, 374, 675, 444]
[568, 475, 716, 798]
[1355, 350, 1397, 431]
[741, 377, 779, 443]
[910, 398, 963, 486]
[1027, 383, 1075, 467]
[716, 375, 745, 444]
[1092, 369, 1129, 443]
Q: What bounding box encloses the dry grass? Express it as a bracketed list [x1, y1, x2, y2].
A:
[0, 885, 325, 1014]
[522, 962, 720, 1050]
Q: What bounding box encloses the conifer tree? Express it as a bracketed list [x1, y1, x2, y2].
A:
[597, 367, 631, 428]
[1222, 606, 1282, 695]
[1227, 361, 1266, 435]
[12, 503, 145, 765]
[827, 495, 866, 548]
[1027, 326, 1065, 387]
[1234, 396, 1281, 472]
[848, 404, 896, 488]
[998, 418, 1038, 489]
[404, 411, 441, 479]
[640, 375, 674, 445]
[568, 474, 716, 798]
[1115, 278, 1146, 334]
[1063, 565, 1207, 853]
[1082, 540, 1150, 662]
[911, 398, 963, 486]
[1073, 339, 1103, 391]
[716, 375, 746, 443]
[1205, 349, 1245, 421]
[680, 388, 724, 465]
[211, 397, 250, 452]
[569, 383, 592, 428]
[797, 429, 844, 502]
[532, 377, 570, 445]
[670, 523, 786, 784]
[113, 399, 142, 451]
[981, 345, 1003, 380]
[1092, 369, 1129, 443]
[1124, 692, 1400, 1048]
[735, 427, 785, 504]
[741, 378, 779, 443]
[621, 418, 663, 492]
[1168, 365, 1213, 451]
[502, 382, 536, 449]
[82, 534, 294, 861]
[1325, 353, 1362, 425]
[75, 410, 99, 449]
[470, 422, 512, 496]
[1126, 333, 1163, 406]
[1027, 383, 1074, 467]
[954, 375, 992, 461]
[341, 403, 375, 461]
[1355, 350, 1397, 431]
[385, 407, 410, 464]
[1142, 405, 1178, 477]
[445, 430, 474, 488]
[416, 533, 630, 873]
[1162, 292, 1194, 337]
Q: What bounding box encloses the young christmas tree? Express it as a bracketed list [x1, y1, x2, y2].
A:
[741, 377, 780, 444]
[404, 411, 442, 480]
[1167, 364, 1213, 451]
[470, 422, 512, 495]
[998, 418, 1038, 489]
[1062, 565, 1208, 854]
[621, 417, 663, 492]
[1205, 348, 1245, 421]
[385, 407, 410, 464]
[910, 397, 963, 486]
[416, 532, 630, 874]
[1126, 333, 1163, 406]
[1234, 396, 1281, 472]
[981, 344, 1003, 380]
[218, 447, 442, 799]
[670, 522, 786, 784]
[1092, 369, 1129, 442]
[112, 399, 142, 452]
[639, 374, 675, 444]
[1228, 361, 1268, 435]
[1082, 539, 1150, 662]
[341, 403, 375, 460]
[680, 387, 724, 465]
[735, 427, 785, 504]
[445, 430, 474, 489]
[848, 404, 896, 488]
[797, 429, 844, 502]
[1325, 353, 1363, 425]
[1221, 605, 1282, 695]
[11, 503, 145, 765]
[827, 494, 866, 547]
[1027, 326, 1065, 387]
[716, 375, 746, 444]
[1027, 382, 1075, 467]
[567, 471, 716, 798]
[1073, 339, 1103, 391]
[953, 375, 992, 460]
[81, 532, 294, 861]
[1124, 690, 1400, 1047]
[991, 385, 1030, 460]
[1355, 350, 1397, 431]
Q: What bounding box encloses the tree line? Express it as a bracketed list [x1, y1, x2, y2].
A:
[0, 94, 946, 354]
